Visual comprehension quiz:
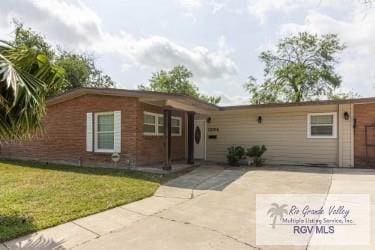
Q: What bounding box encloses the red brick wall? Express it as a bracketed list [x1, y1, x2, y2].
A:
[0, 95, 186, 167]
[354, 103, 375, 168]
[136, 103, 185, 166]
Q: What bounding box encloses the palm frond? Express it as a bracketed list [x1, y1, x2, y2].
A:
[0, 41, 65, 141]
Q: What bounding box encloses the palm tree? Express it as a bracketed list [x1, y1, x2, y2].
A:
[0, 41, 66, 141]
[267, 203, 288, 229]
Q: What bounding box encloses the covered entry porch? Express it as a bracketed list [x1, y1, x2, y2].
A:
[139, 94, 218, 170]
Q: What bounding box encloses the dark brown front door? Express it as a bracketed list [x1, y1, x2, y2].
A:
[354, 103, 375, 168]
[364, 125, 375, 167]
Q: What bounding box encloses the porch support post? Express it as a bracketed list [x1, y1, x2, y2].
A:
[187, 111, 195, 164]
[163, 108, 172, 170]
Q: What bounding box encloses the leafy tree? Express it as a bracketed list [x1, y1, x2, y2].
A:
[244, 32, 346, 104]
[139, 65, 221, 104]
[199, 95, 221, 105]
[0, 41, 65, 140]
[11, 21, 54, 60]
[55, 51, 114, 90]
[0, 22, 115, 140]
[10, 22, 114, 95]
[327, 90, 360, 100]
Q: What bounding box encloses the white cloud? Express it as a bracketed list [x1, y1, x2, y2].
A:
[200, 81, 249, 105]
[248, 0, 305, 23]
[210, 0, 227, 14]
[280, 8, 375, 96]
[217, 35, 235, 55]
[214, 91, 249, 106]
[97, 34, 237, 80]
[0, 0, 103, 48]
[178, 0, 203, 9]
[0, 0, 237, 80]
[247, 0, 343, 23]
[178, 0, 234, 15]
[281, 10, 375, 55]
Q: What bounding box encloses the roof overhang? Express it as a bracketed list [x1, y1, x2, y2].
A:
[219, 97, 375, 111]
[46, 88, 220, 114]
[46, 88, 375, 113]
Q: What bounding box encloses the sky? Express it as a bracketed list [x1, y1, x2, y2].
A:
[1, 0, 375, 105]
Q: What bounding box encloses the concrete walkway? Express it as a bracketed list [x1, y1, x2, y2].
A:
[3, 165, 375, 250]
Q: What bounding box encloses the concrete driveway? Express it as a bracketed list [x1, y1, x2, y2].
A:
[3, 165, 375, 250]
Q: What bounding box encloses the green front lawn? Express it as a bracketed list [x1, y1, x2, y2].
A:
[0, 160, 179, 242]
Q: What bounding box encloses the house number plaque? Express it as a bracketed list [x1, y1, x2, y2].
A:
[208, 127, 219, 139]
[208, 128, 219, 132]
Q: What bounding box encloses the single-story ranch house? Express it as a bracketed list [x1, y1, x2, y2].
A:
[1, 88, 374, 168]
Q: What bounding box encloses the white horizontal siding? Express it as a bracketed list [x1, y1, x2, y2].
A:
[338, 104, 354, 167]
[206, 105, 338, 166]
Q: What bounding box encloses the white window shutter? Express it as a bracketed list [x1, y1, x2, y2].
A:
[86, 113, 93, 152]
[114, 111, 121, 153]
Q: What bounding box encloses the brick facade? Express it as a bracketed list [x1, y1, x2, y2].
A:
[136, 102, 186, 166]
[354, 103, 375, 168]
[0, 95, 186, 167]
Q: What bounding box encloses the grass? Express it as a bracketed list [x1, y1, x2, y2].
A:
[0, 160, 190, 242]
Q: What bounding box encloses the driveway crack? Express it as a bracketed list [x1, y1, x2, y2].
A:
[71, 221, 101, 238]
[72, 210, 149, 249]
[153, 195, 190, 200]
[120, 199, 188, 217]
[145, 168, 261, 248]
[305, 167, 334, 250]
[152, 214, 259, 249]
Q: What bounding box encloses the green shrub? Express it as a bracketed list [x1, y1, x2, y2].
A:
[227, 146, 245, 166]
[246, 145, 267, 166]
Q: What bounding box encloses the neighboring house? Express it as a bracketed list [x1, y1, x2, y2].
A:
[0, 88, 374, 168]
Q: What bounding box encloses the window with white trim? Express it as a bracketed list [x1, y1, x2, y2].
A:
[171, 117, 182, 136]
[95, 112, 115, 151]
[143, 112, 164, 135]
[307, 112, 337, 138]
[143, 112, 181, 136]
[143, 112, 159, 135]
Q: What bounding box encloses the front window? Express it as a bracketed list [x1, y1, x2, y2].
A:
[143, 112, 181, 136]
[96, 112, 114, 151]
[144, 113, 157, 134]
[172, 117, 182, 136]
[307, 112, 337, 138]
